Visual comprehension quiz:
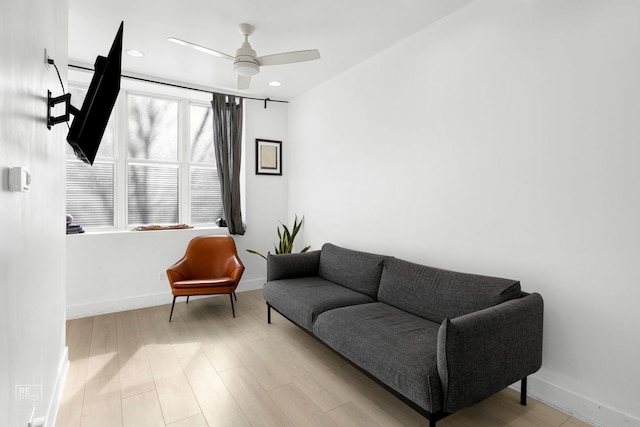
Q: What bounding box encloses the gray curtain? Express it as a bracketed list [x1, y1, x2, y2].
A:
[211, 93, 245, 235]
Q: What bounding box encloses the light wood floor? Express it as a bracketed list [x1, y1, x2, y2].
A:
[57, 290, 590, 427]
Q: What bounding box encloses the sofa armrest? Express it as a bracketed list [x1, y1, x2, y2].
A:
[267, 250, 321, 281]
[437, 292, 543, 413]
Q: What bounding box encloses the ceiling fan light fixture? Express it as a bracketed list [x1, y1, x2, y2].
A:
[234, 61, 259, 76]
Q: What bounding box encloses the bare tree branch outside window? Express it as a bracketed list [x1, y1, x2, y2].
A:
[127, 94, 178, 225]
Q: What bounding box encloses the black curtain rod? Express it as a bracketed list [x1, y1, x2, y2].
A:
[69, 64, 287, 105]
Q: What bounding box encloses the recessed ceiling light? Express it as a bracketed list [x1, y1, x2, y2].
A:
[269, 81, 282, 87]
[126, 49, 145, 57]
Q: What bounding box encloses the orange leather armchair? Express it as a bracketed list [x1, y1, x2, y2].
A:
[166, 235, 245, 321]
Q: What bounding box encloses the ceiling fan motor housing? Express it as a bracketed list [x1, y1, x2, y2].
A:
[234, 40, 259, 76]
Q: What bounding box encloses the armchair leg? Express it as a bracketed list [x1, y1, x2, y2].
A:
[169, 296, 177, 322]
[186, 296, 189, 304]
[521, 377, 528, 406]
[233, 292, 237, 301]
[230, 293, 236, 318]
[267, 303, 271, 324]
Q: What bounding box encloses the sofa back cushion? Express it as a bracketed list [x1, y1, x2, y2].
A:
[267, 250, 321, 281]
[318, 243, 390, 298]
[378, 258, 521, 322]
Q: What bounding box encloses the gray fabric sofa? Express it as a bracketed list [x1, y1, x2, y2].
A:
[263, 243, 544, 426]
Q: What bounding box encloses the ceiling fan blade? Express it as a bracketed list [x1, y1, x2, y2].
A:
[257, 49, 320, 66]
[167, 37, 235, 61]
[237, 75, 251, 90]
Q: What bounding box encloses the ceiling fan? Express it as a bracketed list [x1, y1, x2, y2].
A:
[168, 23, 320, 90]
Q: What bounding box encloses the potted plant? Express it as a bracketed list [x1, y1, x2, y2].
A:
[247, 215, 310, 260]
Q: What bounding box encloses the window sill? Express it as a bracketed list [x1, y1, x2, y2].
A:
[66, 225, 226, 236]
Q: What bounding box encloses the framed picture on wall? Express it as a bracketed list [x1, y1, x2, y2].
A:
[256, 139, 282, 175]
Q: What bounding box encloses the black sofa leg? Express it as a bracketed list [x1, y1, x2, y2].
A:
[521, 377, 528, 406]
[429, 418, 437, 427]
[267, 303, 271, 324]
[169, 296, 177, 322]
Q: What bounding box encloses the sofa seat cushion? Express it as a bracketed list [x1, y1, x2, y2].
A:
[317, 243, 390, 298]
[378, 258, 522, 323]
[263, 276, 376, 331]
[313, 302, 443, 413]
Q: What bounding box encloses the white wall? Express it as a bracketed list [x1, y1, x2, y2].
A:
[0, 0, 69, 425]
[66, 98, 289, 317]
[289, 1, 640, 426]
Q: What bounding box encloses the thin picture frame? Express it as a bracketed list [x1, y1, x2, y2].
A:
[256, 139, 282, 175]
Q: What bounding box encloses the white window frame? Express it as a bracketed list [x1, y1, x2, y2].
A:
[66, 73, 224, 232]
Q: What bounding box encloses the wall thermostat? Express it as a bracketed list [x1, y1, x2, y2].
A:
[9, 167, 31, 192]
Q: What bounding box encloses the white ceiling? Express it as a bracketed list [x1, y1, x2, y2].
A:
[69, 0, 473, 100]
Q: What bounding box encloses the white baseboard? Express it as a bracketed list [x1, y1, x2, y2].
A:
[66, 278, 265, 319]
[237, 278, 265, 292]
[512, 376, 640, 427]
[45, 347, 69, 427]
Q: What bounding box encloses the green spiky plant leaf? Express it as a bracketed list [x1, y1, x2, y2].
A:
[247, 215, 310, 260]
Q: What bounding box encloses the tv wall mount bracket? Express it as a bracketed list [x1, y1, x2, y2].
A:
[47, 90, 79, 130]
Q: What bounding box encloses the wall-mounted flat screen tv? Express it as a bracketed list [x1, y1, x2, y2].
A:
[67, 21, 123, 165]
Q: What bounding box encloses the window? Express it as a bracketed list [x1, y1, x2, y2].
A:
[66, 161, 115, 227]
[65, 86, 116, 227]
[65, 82, 223, 230]
[189, 105, 222, 223]
[127, 94, 179, 225]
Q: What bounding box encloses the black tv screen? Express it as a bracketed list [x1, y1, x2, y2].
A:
[67, 22, 123, 165]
